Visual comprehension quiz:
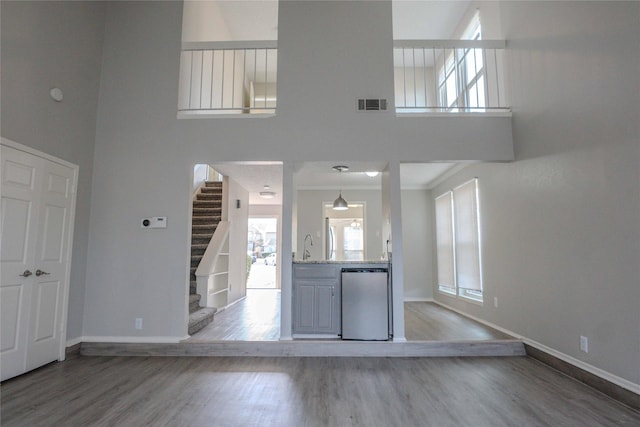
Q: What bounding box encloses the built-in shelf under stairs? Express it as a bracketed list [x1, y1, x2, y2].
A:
[188, 181, 223, 335]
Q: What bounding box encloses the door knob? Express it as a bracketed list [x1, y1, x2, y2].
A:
[35, 269, 50, 277]
[19, 270, 33, 277]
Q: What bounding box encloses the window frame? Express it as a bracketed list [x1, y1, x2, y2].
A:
[435, 178, 483, 304]
[436, 14, 487, 112]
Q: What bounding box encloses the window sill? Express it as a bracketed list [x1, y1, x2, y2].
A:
[438, 287, 457, 297]
[396, 111, 512, 118]
[459, 293, 484, 306]
[177, 111, 276, 119]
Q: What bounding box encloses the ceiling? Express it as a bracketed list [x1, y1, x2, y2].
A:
[212, 161, 462, 205]
[212, 162, 284, 206]
[392, 0, 471, 40]
[214, 1, 279, 41]
[195, 0, 470, 42]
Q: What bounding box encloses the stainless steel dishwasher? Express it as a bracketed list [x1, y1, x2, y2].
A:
[341, 268, 390, 340]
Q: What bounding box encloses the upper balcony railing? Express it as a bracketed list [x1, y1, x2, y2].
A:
[393, 40, 509, 114]
[178, 41, 277, 116]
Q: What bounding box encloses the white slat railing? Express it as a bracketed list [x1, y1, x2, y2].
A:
[393, 40, 509, 113]
[178, 41, 277, 115]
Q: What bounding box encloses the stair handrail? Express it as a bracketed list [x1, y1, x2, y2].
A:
[195, 220, 230, 277]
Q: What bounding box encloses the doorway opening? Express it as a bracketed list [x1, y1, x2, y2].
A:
[323, 203, 365, 261]
[247, 217, 278, 289]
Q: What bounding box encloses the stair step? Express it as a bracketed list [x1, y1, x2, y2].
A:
[200, 190, 222, 196]
[193, 208, 222, 216]
[196, 193, 223, 200]
[192, 234, 213, 244]
[191, 257, 201, 268]
[192, 224, 217, 231]
[189, 294, 202, 313]
[190, 280, 197, 294]
[192, 223, 219, 230]
[204, 181, 223, 187]
[193, 201, 222, 208]
[191, 243, 209, 250]
[192, 217, 221, 225]
[188, 307, 217, 335]
[191, 248, 206, 257]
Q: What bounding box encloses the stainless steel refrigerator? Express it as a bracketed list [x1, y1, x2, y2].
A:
[341, 268, 389, 340]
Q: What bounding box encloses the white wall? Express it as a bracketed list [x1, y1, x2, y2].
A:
[296, 190, 383, 262]
[226, 178, 249, 304]
[432, 1, 640, 387]
[401, 190, 434, 300]
[0, 1, 106, 342]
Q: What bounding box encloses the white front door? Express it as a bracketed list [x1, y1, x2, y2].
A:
[1, 141, 76, 381]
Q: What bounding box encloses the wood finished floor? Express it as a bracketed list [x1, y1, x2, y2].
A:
[2, 355, 638, 426]
[189, 289, 281, 341]
[189, 290, 510, 342]
[404, 301, 512, 341]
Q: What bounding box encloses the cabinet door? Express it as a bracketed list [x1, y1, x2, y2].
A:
[315, 283, 338, 333]
[293, 279, 339, 334]
[294, 283, 316, 332]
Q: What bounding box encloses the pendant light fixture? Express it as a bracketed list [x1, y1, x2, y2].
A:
[332, 165, 349, 211]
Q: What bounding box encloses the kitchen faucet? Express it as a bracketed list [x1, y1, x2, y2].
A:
[303, 234, 314, 260]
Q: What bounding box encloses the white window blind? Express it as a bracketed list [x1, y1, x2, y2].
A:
[453, 179, 482, 291]
[435, 191, 455, 291]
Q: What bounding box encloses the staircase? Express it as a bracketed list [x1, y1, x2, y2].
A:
[188, 181, 223, 335]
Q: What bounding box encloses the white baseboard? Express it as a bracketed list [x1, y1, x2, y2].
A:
[292, 334, 339, 339]
[66, 337, 82, 347]
[80, 335, 188, 344]
[523, 337, 640, 395]
[404, 297, 434, 302]
[433, 299, 640, 395]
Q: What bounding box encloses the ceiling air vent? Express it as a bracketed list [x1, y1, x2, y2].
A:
[358, 98, 387, 111]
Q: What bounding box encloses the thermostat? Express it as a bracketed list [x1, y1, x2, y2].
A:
[141, 217, 167, 228]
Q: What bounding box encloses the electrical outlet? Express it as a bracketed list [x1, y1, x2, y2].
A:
[580, 335, 589, 353]
[493, 297, 499, 308]
[135, 318, 143, 330]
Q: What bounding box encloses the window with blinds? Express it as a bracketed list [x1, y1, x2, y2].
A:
[435, 192, 456, 294]
[435, 178, 483, 302]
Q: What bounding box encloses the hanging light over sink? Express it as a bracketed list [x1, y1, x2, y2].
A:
[332, 165, 349, 211]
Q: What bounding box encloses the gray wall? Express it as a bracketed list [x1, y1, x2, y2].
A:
[82, 1, 512, 341]
[432, 1, 640, 385]
[1, 1, 105, 341]
[85, 1, 188, 339]
[401, 190, 433, 300]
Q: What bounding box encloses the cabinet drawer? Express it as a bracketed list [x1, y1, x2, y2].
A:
[293, 265, 338, 279]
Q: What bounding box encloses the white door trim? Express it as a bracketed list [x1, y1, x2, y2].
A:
[1, 137, 78, 364]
